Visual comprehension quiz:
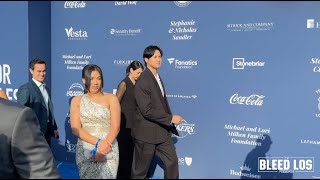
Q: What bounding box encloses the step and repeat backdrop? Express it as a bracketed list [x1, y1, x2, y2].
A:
[0, 2, 28, 101]
[2, 1, 320, 179]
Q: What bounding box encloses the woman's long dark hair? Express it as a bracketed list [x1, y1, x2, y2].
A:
[82, 64, 104, 94]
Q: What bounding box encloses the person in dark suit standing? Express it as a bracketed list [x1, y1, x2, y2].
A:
[17, 59, 59, 146]
[116, 60, 144, 179]
[0, 98, 60, 179]
[131, 45, 183, 179]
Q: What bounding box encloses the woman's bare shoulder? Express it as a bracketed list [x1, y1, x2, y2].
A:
[71, 95, 83, 105]
[102, 92, 118, 101]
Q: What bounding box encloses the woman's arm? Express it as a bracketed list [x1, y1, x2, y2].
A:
[105, 94, 121, 145]
[70, 96, 99, 145]
[115, 81, 126, 102]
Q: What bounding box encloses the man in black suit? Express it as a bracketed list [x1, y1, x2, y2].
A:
[17, 59, 59, 146]
[131, 45, 183, 179]
[0, 98, 60, 178]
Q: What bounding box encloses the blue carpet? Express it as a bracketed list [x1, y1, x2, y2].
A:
[56, 161, 80, 179]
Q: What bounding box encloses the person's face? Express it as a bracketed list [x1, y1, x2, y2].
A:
[88, 70, 102, 93]
[30, 63, 46, 83]
[145, 50, 162, 70]
[130, 67, 143, 81]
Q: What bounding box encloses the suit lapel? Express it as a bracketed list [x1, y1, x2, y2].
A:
[30, 81, 54, 124]
[146, 68, 170, 113]
[158, 74, 172, 114]
[30, 81, 46, 108]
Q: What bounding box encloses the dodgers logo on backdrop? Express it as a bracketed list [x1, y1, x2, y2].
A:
[66, 139, 76, 153]
[174, 1, 192, 7]
[258, 157, 314, 173]
[174, 119, 195, 138]
[66, 83, 84, 97]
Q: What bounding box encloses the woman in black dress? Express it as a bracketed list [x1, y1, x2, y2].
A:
[115, 60, 144, 179]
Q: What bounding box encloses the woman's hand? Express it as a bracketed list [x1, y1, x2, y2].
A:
[94, 151, 106, 162]
[94, 140, 112, 162]
[97, 139, 112, 155]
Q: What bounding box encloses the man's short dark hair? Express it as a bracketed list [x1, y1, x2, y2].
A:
[29, 59, 46, 70]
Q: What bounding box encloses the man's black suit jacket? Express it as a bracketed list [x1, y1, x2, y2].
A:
[17, 80, 57, 136]
[133, 68, 178, 144]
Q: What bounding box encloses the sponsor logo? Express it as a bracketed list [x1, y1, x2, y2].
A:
[301, 139, 320, 145]
[310, 58, 320, 72]
[174, 1, 192, 7]
[232, 58, 265, 70]
[109, 28, 142, 36]
[113, 59, 136, 66]
[66, 83, 84, 97]
[169, 19, 197, 40]
[178, 156, 193, 166]
[230, 93, 265, 106]
[174, 119, 195, 139]
[307, 19, 315, 28]
[64, 1, 86, 8]
[65, 27, 88, 40]
[240, 164, 251, 171]
[185, 157, 192, 166]
[166, 94, 197, 99]
[167, 58, 198, 69]
[167, 58, 174, 65]
[306, 19, 320, 29]
[227, 22, 275, 32]
[114, 1, 137, 6]
[258, 157, 314, 173]
[63, 54, 91, 70]
[230, 164, 261, 178]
